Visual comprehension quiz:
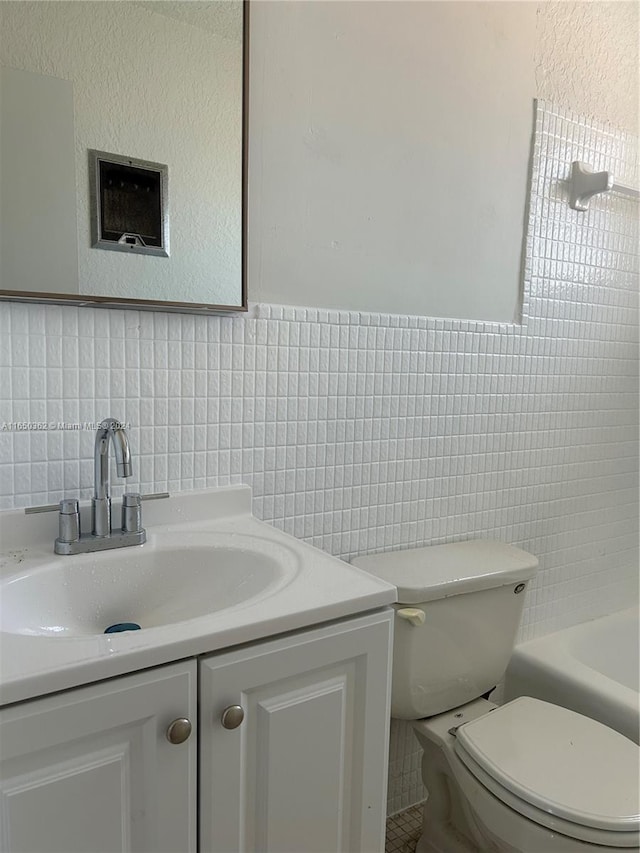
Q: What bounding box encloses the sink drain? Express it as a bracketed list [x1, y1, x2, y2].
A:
[104, 622, 141, 634]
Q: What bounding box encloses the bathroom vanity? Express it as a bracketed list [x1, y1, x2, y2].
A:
[0, 487, 396, 853]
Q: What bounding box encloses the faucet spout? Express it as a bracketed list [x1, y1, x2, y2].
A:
[93, 418, 132, 536]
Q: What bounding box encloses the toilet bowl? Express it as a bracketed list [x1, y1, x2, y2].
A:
[352, 540, 640, 853]
[413, 698, 640, 853]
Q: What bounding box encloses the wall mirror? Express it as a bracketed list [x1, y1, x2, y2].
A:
[0, 0, 246, 314]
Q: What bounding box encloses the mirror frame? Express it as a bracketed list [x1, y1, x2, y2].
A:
[0, 0, 248, 315]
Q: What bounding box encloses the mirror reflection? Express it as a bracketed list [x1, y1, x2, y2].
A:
[0, 0, 245, 312]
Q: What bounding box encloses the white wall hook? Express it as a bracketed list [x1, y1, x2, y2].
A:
[569, 161, 639, 211]
[396, 607, 426, 627]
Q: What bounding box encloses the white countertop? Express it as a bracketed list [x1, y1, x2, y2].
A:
[0, 486, 396, 706]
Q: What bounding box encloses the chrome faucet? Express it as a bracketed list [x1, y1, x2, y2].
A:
[53, 418, 146, 555]
[93, 417, 132, 536]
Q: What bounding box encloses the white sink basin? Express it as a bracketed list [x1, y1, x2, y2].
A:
[0, 486, 396, 706]
[0, 531, 299, 637]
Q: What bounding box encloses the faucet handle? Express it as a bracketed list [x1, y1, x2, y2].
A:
[122, 492, 143, 534]
[57, 499, 80, 545]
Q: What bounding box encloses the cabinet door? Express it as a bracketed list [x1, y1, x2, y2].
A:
[200, 610, 393, 853]
[0, 661, 197, 853]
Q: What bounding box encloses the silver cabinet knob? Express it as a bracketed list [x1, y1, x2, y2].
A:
[166, 717, 192, 744]
[221, 705, 244, 729]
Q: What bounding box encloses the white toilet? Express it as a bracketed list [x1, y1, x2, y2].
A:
[353, 540, 640, 853]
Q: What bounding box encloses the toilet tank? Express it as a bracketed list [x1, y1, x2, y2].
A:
[352, 540, 538, 719]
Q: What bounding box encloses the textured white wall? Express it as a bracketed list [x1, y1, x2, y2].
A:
[535, 1, 639, 132]
[0, 1, 242, 306]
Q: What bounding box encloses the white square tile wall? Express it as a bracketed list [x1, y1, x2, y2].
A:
[1, 102, 638, 813]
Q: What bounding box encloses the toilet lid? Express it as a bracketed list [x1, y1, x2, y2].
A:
[351, 539, 538, 603]
[455, 697, 640, 833]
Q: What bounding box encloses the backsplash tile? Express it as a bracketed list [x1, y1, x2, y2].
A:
[0, 102, 638, 813]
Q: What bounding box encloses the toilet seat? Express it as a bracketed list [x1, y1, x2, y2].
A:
[455, 743, 640, 848]
[454, 697, 640, 847]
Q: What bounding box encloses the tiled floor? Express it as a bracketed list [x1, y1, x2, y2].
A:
[385, 803, 424, 853]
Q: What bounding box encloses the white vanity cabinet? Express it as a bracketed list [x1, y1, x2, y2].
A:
[0, 661, 198, 853]
[0, 610, 392, 853]
[199, 610, 393, 853]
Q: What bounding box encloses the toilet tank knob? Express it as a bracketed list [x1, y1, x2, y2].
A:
[397, 607, 426, 627]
